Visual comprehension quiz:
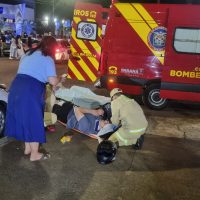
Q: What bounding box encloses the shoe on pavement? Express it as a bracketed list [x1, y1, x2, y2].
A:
[132, 135, 144, 150]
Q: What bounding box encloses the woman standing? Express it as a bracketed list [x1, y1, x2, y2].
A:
[5, 36, 61, 161]
[9, 36, 17, 59]
[16, 35, 25, 59]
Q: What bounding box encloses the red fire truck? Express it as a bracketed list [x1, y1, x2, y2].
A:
[68, 0, 200, 109]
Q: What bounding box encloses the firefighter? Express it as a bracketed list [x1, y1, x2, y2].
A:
[109, 88, 148, 149]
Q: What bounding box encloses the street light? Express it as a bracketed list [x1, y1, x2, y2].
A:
[54, 18, 58, 37]
[62, 19, 65, 38]
[44, 16, 49, 25]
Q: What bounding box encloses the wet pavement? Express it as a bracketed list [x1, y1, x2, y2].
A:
[0, 123, 200, 200]
[0, 57, 200, 200]
[145, 102, 200, 140]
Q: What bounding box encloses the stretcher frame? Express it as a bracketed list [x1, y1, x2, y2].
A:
[57, 119, 98, 139]
[54, 86, 111, 140]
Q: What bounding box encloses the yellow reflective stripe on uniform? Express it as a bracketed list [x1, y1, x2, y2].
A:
[115, 3, 165, 65]
[70, 44, 97, 82]
[73, 17, 99, 70]
[129, 128, 146, 133]
[116, 132, 128, 145]
[68, 60, 85, 81]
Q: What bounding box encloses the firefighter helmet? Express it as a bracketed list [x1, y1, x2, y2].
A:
[110, 88, 123, 98]
[96, 140, 117, 164]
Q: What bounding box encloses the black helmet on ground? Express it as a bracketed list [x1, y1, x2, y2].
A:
[96, 140, 117, 165]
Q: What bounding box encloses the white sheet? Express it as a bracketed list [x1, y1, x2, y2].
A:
[55, 86, 110, 106]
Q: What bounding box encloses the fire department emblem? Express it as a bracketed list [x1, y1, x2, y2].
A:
[81, 23, 95, 39]
[109, 66, 117, 75]
[148, 27, 167, 51]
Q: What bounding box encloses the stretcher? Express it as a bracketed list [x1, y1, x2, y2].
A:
[53, 86, 112, 140]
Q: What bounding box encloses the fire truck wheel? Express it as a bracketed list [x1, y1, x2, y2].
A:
[144, 84, 168, 110]
[0, 104, 6, 137]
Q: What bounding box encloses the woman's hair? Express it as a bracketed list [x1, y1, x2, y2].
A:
[27, 36, 57, 59]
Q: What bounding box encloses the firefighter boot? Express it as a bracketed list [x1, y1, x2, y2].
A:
[132, 135, 144, 150]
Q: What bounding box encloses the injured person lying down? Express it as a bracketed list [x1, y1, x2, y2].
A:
[53, 86, 116, 138]
[67, 106, 115, 136]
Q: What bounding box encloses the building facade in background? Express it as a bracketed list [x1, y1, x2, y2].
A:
[0, 0, 35, 35]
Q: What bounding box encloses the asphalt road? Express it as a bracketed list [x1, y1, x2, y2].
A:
[0, 57, 200, 200]
[0, 57, 200, 140]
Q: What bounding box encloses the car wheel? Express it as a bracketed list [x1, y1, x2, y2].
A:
[0, 104, 6, 137]
[143, 84, 168, 110]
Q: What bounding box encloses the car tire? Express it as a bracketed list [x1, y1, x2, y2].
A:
[143, 84, 168, 110]
[0, 104, 6, 137]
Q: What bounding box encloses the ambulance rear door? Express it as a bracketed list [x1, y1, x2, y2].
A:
[68, 2, 108, 82]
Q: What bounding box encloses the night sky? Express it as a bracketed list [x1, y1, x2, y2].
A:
[35, 0, 111, 22]
[36, 0, 75, 21]
[35, 0, 199, 22]
[0, 0, 199, 21]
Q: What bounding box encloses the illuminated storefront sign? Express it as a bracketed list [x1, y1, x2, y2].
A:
[0, 7, 3, 14]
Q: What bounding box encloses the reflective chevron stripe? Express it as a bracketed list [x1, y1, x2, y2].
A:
[68, 16, 102, 82]
[115, 3, 165, 65]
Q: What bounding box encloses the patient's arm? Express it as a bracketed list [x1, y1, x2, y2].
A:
[76, 107, 103, 116]
[74, 107, 104, 121]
